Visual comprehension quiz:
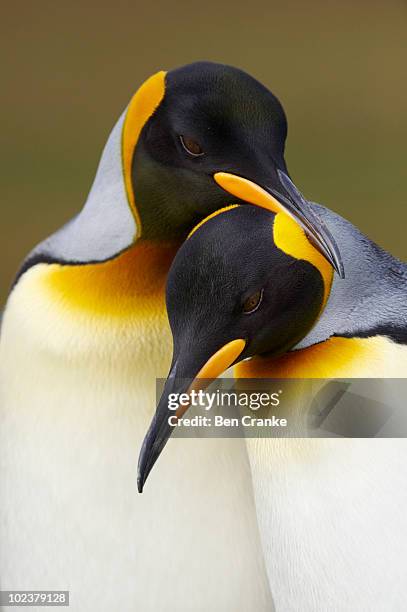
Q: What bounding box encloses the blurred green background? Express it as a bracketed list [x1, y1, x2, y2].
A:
[1, 0, 406, 302]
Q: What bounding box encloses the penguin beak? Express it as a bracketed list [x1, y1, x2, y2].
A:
[137, 339, 245, 492]
[214, 170, 345, 278]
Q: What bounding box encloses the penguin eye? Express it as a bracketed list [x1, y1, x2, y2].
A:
[243, 289, 264, 314]
[179, 135, 204, 157]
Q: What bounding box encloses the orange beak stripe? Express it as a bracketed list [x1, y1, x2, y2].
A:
[175, 338, 246, 419]
[214, 172, 289, 216]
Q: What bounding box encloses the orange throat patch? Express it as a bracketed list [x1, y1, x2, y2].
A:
[41, 239, 180, 320]
[235, 335, 407, 379]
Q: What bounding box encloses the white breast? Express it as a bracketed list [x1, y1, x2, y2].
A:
[243, 360, 407, 611]
[248, 435, 407, 611]
[0, 269, 272, 612]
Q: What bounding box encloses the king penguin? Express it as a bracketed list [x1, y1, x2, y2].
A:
[0, 60, 346, 612]
[0, 61, 346, 611]
[138, 202, 407, 611]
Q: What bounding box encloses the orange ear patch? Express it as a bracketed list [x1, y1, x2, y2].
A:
[273, 213, 333, 309]
[122, 71, 167, 238]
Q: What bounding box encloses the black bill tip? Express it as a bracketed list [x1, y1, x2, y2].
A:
[137, 408, 175, 494]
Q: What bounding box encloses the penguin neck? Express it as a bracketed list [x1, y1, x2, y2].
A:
[9, 100, 181, 375]
[295, 204, 407, 349]
[6, 239, 179, 375]
[236, 205, 407, 378]
[38, 239, 179, 320]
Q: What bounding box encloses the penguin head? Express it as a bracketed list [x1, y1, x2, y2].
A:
[131, 62, 343, 276]
[22, 62, 343, 275]
[134, 61, 287, 235]
[137, 204, 334, 491]
[168, 205, 328, 363]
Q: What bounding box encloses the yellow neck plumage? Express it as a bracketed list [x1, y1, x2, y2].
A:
[3, 240, 178, 381]
[236, 335, 407, 379]
[40, 240, 178, 320]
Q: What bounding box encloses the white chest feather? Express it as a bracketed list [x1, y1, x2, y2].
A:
[238, 337, 407, 611]
[246, 435, 407, 612]
[0, 266, 272, 612]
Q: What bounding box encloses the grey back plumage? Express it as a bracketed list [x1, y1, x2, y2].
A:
[297, 203, 407, 349]
[17, 109, 137, 280]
